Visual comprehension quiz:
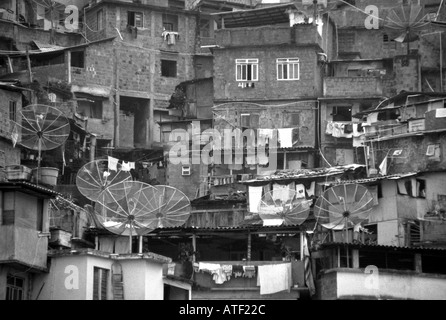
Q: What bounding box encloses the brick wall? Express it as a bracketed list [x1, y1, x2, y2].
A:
[0, 20, 83, 50]
[213, 101, 316, 148]
[324, 77, 383, 97]
[213, 46, 322, 101]
[375, 132, 446, 175]
[394, 55, 420, 92]
[216, 24, 323, 48]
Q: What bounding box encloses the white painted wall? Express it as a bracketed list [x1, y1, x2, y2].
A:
[334, 269, 446, 300]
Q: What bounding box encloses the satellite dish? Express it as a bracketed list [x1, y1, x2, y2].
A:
[93, 182, 191, 253]
[76, 160, 132, 203]
[147, 185, 191, 229]
[313, 184, 374, 232]
[259, 189, 312, 226]
[11, 104, 70, 167]
[94, 181, 159, 237]
[384, 3, 430, 53]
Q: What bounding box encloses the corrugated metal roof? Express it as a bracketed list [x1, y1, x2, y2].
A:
[319, 242, 446, 252]
[0, 181, 61, 197]
[240, 164, 365, 184]
[320, 172, 418, 186]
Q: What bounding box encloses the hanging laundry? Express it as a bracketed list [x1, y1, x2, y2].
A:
[198, 262, 221, 274]
[228, 163, 243, 171]
[263, 219, 284, 226]
[129, 162, 136, 170]
[273, 184, 290, 202]
[326, 121, 334, 135]
[257, 263, 292, 295]
[243, 266, 256, 278]
[232, 265, 244, 278]
[295, 184, 306, 199]
[11, 125, 18, 148]
[212, 268, 228, 284]
[352, 123, 364, 137]
[278, 128, 293, 148]
[222, 265, 233, 281]
[121, 161, 131, 172]
[258, 129, 274, 146]
[249, 186, 263, 213]
[108, 156, 119, 171]
[344, 124, 353, 134]
[332, 123, 343, 138]
[103, 171, 111, 178]
[306, 181, 316, 197]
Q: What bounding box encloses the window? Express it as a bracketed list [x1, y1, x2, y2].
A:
[6, 275, 24, 300]
[36, 198, 44, 232]
[240, 113, 259, 129]
[332, 106, 352, 121]
[161, 60, 177, 77]
[338, 32, 355, 52]
[163, 13, 178, 31]
[2, 192, 15, 225]
[71, 51, 85, 68]
[9, 101, 17, 122]
[397, 178, 426, 198]
[277, 58, 300, 80]
[236, 59, 258, 81]
[128, 11, 143, 28]
[97, 10, 103, 30]
[93, 267, 109, 300]
[77, 99, 103, 119]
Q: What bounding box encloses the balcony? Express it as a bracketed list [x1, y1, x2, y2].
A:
[324, 77, 383, 98]
[190, 260, 307, 300]
[319, 268, 446, 300]
[215, 24, 323, 48]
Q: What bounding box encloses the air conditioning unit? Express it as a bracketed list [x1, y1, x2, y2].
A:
[182, 166, 191, 176]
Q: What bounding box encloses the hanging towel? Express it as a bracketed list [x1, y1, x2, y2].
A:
[121, 161, 131, 172]
[129, 162, 135, 169]
[307, 181, 315, 197]
[332, 123, 343, 138]
[108, 156, 119, 171]
[222, 265, 233, 280]
[212, 268, 228, 284]
[344, 124, 353, 134]
[295, 184, 306, 199]
[352, 123, 364, 137]
[326, 121, 334, 135]
[258, 263, 292, 295]
[278, 128, 293, 148]
[273, 184, 290, 202]
[249, 186, 263, 213]
[198, 262, 221, 274]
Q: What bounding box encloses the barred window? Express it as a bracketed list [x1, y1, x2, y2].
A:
[6, 275, 24, 300]
[236, 59, 258, 81]
[277, 58, 300, 80]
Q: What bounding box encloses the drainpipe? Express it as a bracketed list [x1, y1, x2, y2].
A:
[113, 47, 120, 148]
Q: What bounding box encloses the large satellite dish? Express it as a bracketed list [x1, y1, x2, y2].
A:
[93, 182, 191, 253]
[259, 189, 312, 226]
[313, 184, 374, 232]
[384, 3, 430, 53]
[76, 160, 132, 203]
[11, 104, 70, 167]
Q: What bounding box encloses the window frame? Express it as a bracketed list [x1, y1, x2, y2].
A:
[277, 58, 300, 81]
[128, 11, 143, 28]
[161, 59, 177, 78]
[9, 101, 17, 122]
[6, 274, 25, 300]
[93, 267, 109, 300]
[162, 13, 178, 32]
[236, 59, 259, 82]
[97, 9, 103, 31]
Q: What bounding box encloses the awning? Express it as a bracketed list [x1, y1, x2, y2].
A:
[211, 3, 298, 28]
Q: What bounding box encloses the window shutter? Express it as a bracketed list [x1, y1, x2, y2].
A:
[101, 270, 108, 300]
[93, 268, 100, 300]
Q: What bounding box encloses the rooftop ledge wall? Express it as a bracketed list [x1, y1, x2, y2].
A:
[215, 24, 323, 48]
